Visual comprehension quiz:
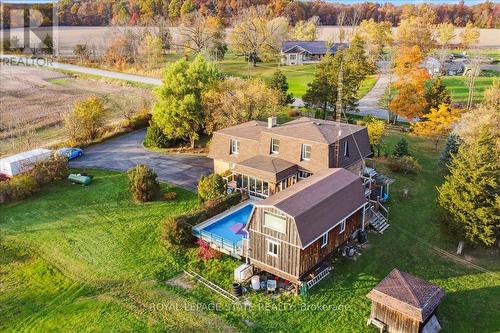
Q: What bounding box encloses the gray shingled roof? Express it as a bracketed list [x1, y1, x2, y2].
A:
[257, 168, 366, 248]
[282, 41, 347, 54]
[367, 269, 445, 322]
[233, 155, 298, 182]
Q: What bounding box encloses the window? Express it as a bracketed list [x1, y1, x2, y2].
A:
[339, 219, 346, 234]
[230, 139, 240, 154]
[343, 141, 349, 157]
[271, 138, 280, 154]
[264, 212, 287, 233]
[321, 232, 328, 248]
[290, 54, 297, 60]
[298, 170, 312, 179]
[301, 144, 312, 161]
[267, 239, 279, 256]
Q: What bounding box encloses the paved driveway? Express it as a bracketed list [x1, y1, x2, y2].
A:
[70, 129, 212, 191]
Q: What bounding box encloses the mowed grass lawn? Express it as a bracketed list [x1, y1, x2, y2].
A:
[443, 70, 499, 105]
[1, 133, 499, 332]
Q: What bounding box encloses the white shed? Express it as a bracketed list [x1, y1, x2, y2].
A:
[0, 148, 53, 177]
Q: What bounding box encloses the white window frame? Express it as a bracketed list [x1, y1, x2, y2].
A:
[301, 144, 312, 161]
[231, 139, 240, 154]
[267, 239, 279, 257]
[339, 219, 346, 234]
[271, 138, 280, 154]
[289, 54, 297, 60]
[321, 232, 328, 248]
[343, 141, 349, 157]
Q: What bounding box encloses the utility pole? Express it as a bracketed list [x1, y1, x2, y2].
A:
[335, 53, 344, 122]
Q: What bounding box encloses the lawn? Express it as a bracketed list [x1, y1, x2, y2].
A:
[1, 133, 499, 332]
[443, 70, 499, 105]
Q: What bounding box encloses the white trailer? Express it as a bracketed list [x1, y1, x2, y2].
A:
[0, 148, 53, 177]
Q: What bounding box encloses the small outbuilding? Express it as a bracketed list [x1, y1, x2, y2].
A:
[0, 148, 52, 177]
[367, 269, 445, 333]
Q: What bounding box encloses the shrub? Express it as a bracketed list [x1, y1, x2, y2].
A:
[439, 134, 462, 170]
[65, 96, 106, 146]
[288, 108, 300, 118]
[144, 122, 175, 148]
[0, 175, 40, 202]
[163, 191, 177, 201]
[198, 173, 226, 202]
[161, 193, 241, 248]
[127, 164, 160, 202]
[314, 109, 326, 120]
[388, 156, 422, 174]
[126, 108, 151, 130]
[30, 155, 69, 186]
[392, 137, 410, 157]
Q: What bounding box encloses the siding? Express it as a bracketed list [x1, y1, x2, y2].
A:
[370, 303, 420, 333]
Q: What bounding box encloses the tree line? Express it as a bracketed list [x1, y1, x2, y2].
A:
[1, 1, 498, 28]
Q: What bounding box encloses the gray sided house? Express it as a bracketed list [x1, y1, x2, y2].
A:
[244, 168, 368, 284]
[281, 41, 346, 65]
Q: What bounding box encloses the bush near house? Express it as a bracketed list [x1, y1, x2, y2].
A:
[388, 156, 422, 174]
[127, 164, 160, 203]
[161, 193, 241, 248]
[30, 155, 69, 185]
[197, 173, 226, 202]
[0, 175, 40, 203]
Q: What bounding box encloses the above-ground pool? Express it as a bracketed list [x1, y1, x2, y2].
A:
[192, 202, 255, 257]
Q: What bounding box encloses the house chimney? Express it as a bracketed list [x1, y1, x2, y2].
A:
[268, 116, 277, 128]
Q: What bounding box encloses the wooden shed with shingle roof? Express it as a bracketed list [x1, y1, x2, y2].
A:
[366, 269, 445, 333]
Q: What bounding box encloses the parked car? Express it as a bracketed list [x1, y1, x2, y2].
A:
[57, 147, 83, 160]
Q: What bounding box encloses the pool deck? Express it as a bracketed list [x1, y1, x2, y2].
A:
[192, 199, 257, 258]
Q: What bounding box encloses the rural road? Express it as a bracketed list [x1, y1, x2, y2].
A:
[1, 55, 162, 86]
[356, 72, 393, 120]
[70, 129, 212, 191]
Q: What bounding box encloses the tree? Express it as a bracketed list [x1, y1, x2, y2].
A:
[425, 77, 451, 113]
[177, 14, 226, 58]
[180, 0, 195, 18]
[355, 19, 393, 64]
[42, 34, 53, 53]
[437, 127, 499, 247]
[303, 53, 337, 117]
[412, 103, 462, 151]
[268, 70, 294, 105]
[459, 22, 480, 48]
[157, 19, 172, 52]
[389, 84, 428, 121]
[203, 77, 280, 134]
[291, 16, 319, 41]
[392, 137, 410, 157]
[137, 34, 163, 70]
[168, 0, 181, 19]
[73, 44, 91, 63]
[396, 16, 436, 53]
[152, 55, 219, 148]
[364, 116, 386, 156]
[128, 164, 160, 203]
[437, 22, 455, 46]
[439, 133, 462, 170]
[229, 6, 288, 66]
[198, 173, 226, 202]
[65, 96, 106, 145]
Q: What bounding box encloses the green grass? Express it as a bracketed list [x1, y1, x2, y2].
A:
[357, 75, 377, 99]
[0, 170, 234, 332]
[443, 71, 499, 105]
[2, 134, 499, 332]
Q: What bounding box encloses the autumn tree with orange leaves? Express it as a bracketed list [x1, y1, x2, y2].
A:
[389, 45, 430, 122]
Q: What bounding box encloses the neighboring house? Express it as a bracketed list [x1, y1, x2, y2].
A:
[281, 41, 346, 66]
[423, 57, 442, 77]
[423, 56, 466, 76]
[245, 168, 369, 284]
[367, 269, 445, 333]
[208, 117, 371, 198]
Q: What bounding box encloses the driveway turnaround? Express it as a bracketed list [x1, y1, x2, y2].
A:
[70, 129, 213, 191]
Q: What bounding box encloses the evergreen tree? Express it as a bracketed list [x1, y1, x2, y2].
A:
[425, 77, 451, 114]
[168, 0, 181, 18]
[439, 133, 462, 169]
[180, 0, 195, 17]
[268, 70, 294, 105]
[152, 55, 219, 148]
[392, 137, 410, 157]
[437, 127, 499, 246]
[303, 53, 337, 117]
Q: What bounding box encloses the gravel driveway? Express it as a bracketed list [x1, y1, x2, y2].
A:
[70, 129, 212, 191]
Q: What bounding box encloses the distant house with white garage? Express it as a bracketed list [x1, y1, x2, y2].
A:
[281, 41, 347, 66]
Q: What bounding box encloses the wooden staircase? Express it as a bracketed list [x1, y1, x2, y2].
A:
[370, 208, 390, 234]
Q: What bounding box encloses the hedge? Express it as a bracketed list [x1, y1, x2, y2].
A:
[161, 193, 242, 249]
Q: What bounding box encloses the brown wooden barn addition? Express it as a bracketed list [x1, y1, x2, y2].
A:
[244, 168, 368, 285]
[367, 269, 445, 333]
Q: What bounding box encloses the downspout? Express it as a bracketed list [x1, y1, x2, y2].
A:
[361, 203, 366, 231]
